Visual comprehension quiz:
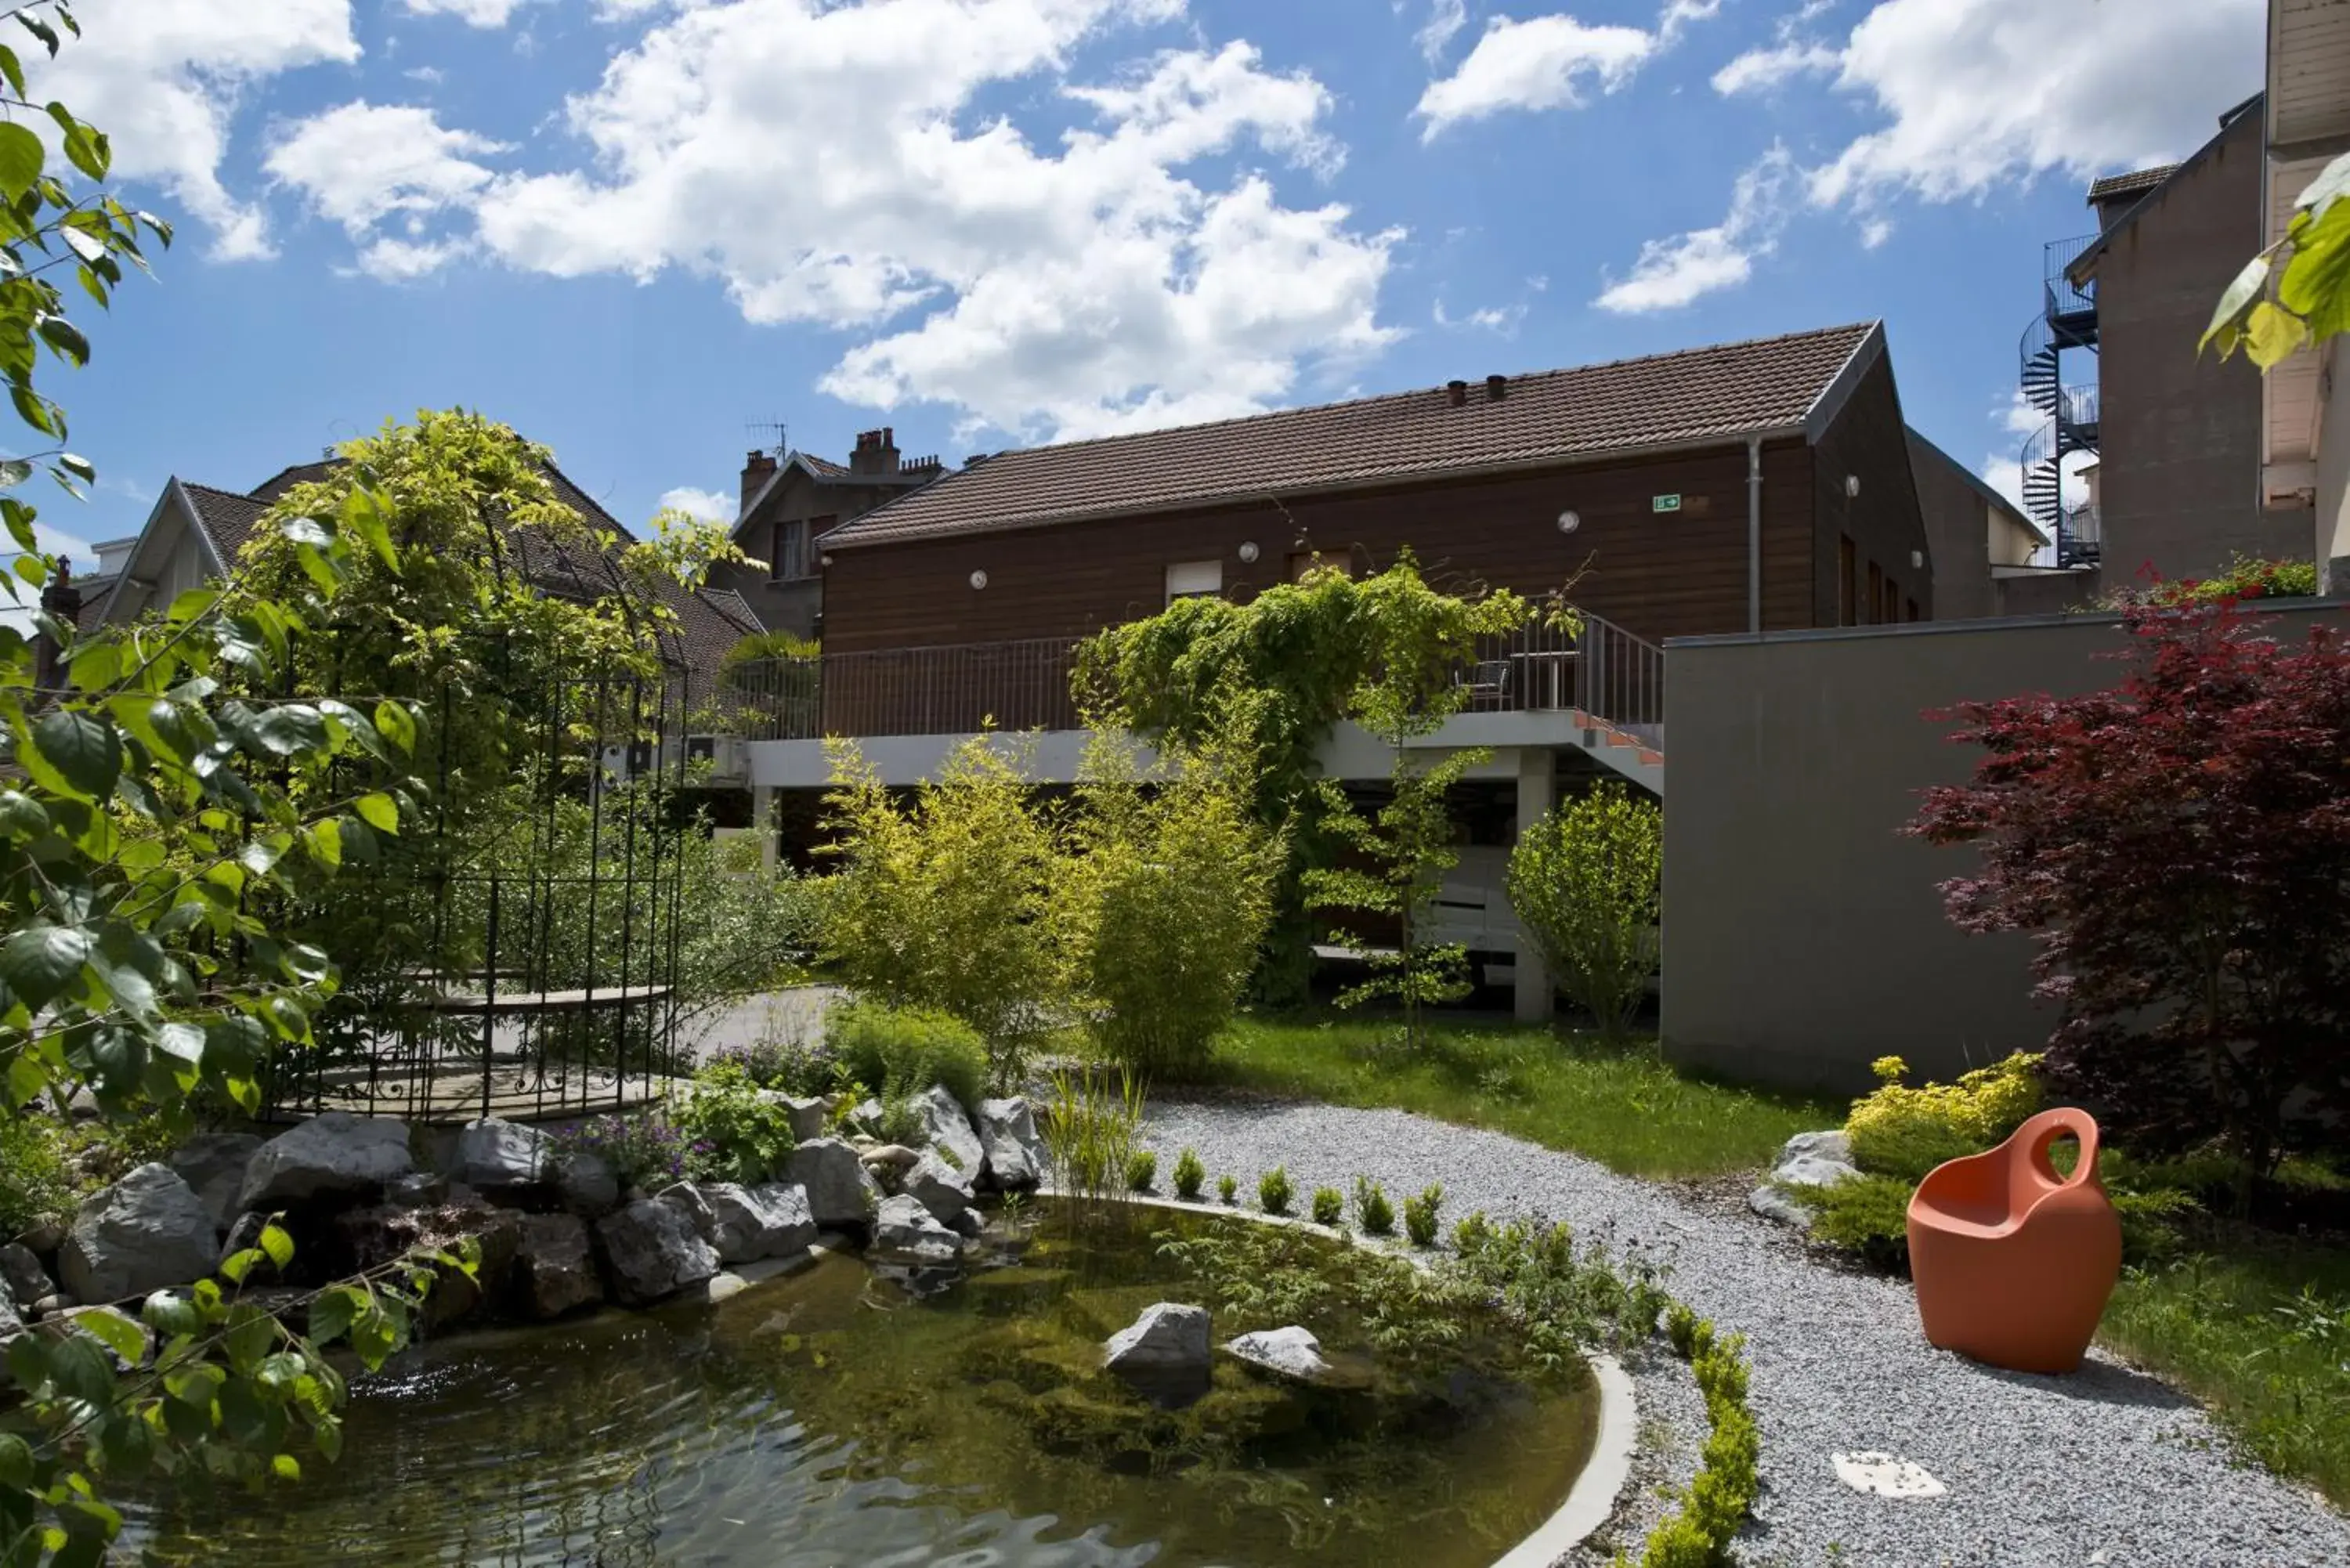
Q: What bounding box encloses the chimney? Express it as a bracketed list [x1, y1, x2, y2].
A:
[1446, 378, 1468, 407]
[740, 449, 777, 518]
[849, 428, 902, 477]
[1486, 374, 1507, 402]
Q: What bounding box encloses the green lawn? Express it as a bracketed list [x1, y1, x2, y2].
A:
[1205, 1013, 1844, 1180]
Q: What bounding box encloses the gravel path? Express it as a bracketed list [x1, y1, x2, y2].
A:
[1140, 1096, 2350, 1568]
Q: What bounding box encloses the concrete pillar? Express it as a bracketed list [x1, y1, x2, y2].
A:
[1513, 746, 1556, 1024]
[751, 786, 778, 873]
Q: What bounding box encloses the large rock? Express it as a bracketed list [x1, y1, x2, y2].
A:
[455, 1118, 554, 1192]
[656, 1182, 717, 1241]
[514, 1213, 602, 1319]
[60, 1165, 221, 1303]
[554, 1151, 620, 1217]
[0, 1274, 21, 1339]
[166, 1133, 263, 1230]
[703, 1182, 818, 1264]
[904, 1151, 975, 1225]
[334, 1196, 522, 1331]
[1748, 1129, 1864, 1227]
[0, 1243, 53, 1306]
[1103, 1302, 1212, 1375]
[239, 1114, 414, 1212]
[909, 1086, 985, 1177]
[786, 1139, 880, 1229]
[870, 1194, 961, 1264]
[780, 1094, 831, 1143]
[1225, 1325, 1334, 1383]
[595, 1199, 720, 1306]
[976, 1098, 1043, 1191]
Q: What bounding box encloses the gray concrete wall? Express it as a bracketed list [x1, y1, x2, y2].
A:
[1659, 603, 2345, 1093]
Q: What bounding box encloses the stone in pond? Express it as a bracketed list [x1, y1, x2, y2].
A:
[871, 1194, 961, 1264]
[703, 1182, 817, 1264]
[904, 1150, 975, 1224]
[61, 1164, 221, 1303]
[454, 1118, 555, 1193]
[515, 1212, 602, 1319]
[0, 1242, 53, 1307]
[240, 1113, 414, 1212]
[786, 1139, 880, 1230]
[1103, 1302, 1212, 1375]
[166, 1133, 263, 1230]
[554, 1151, 620, 1217]
[976, 1097, 1043, 1191]
[1225, 1325, 1334, 1383]
[909, 1085, 985, 1176]
[859, 1143, 921, 1180]
[595, 1198, 721, 1306]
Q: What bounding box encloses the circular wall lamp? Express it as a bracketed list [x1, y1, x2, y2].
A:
[1557, 509, 1581, 534]
[1238, 540, 1260, 563]
[1911, 549, 1925, 570]
[969, 569, 989, 590]
[1845, 474, 1862, 498]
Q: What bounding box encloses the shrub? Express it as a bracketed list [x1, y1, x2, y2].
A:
[674, 1061, 798, 1185]
[1311, 1186, 1345, 1227]
[1125, 1149, 1158, 1193]
[555, 1113, 691, 1193]
[1911, 604, 2350, 1195]
[1664, 1301, 1703, 1360]
[1846, 1053, 2043, 1180]
[824, 999, 989, 1113]
[1217, 1173, 1238, 1205]
[2092, 555, 2320, 610]
[820, 737, 1063, 1082]
[1506, 784, 1662, 1040]
[1063, 736, 1282, 1078]
[1173, 1147, 1206, 1201]
[1258, 1165, 1293, 1216]
[1451, 1209, 1492, 1253]
[704, 1035, 834, 1096]
[1354, 1177, 1395, 1236]
[1403, 1183, 1444, 1247]
[1804, 1174, 1917, 1271]
[0, 1111, 79, 1241]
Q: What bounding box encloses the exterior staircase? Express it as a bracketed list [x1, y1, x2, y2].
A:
[2016, 236, 2102, 568]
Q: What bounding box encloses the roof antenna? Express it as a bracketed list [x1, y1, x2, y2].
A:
[744, 418, 787, 457]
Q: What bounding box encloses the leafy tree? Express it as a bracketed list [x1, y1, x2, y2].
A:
[1505, 784, 1662, 1041]
[2205, 149, 2350, 367]
[1909, 603, 2350, 1202]
[818, 735, 1062, 1083]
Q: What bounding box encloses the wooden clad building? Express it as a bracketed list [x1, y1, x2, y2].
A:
[814, 321, 1934, 655]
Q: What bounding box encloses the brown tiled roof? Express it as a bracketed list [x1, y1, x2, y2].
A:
[2088, 165, 2178, 203]
[826, 322, 1880, 549]
[179, 483, 270, 565]
[700, 587, 764, 636]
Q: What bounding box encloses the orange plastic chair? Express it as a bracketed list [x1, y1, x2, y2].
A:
[1906, 1106, 2122, 1375]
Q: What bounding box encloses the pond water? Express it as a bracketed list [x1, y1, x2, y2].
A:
[128, 1203, 1597, 1567]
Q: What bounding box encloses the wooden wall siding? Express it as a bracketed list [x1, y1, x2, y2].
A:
[820, 439, 1822, 654]
[1808, 354, 1932, 623]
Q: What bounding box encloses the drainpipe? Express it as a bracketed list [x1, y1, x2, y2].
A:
[1746, 436, 1763, 635]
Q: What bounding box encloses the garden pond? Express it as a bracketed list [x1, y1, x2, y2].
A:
[126, 1201, 1600, 1566]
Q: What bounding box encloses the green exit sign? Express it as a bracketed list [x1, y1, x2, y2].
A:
[1652, 493, 1682, 514]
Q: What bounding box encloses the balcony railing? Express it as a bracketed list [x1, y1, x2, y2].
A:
[2044, 234, 2099, 325]
[724, 610, 1666, 746]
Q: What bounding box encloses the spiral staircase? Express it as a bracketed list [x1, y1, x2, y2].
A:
[2017, 237, 2103, 568]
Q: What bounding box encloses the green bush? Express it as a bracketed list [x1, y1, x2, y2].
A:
[0, 1111, 79, 1241]
[1217, 1173, 1238, 1205]
[1173, 1147, 1206, 1201]
[1506, 785, 1661, 1040]
[1846, 1053, 2042, 1180]
[1311, 1186, 1345, 1227]
[1626, 1319, 1759, 1567]
[1125, 1149, 1158, 1193]
[1451, 1209, 1491, 1253]
[824, 999, 989, 1112]
[674, 1062, 797, 1185]
[1804, 1174, 1916, 1271]
[1403, 1183, 1444, 1248]
[1354, 1177, 1395, 1236]
[1259, 1165, 1293, 1216]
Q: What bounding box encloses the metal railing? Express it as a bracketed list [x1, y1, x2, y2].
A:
[726, 610, 1668, 749]
[2059, 503, 2102, 568]
[2044, 234, 2099, 324]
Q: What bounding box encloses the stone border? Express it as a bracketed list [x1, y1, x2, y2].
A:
[1068, 1190, 1640, 1568]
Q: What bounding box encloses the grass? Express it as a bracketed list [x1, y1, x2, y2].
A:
[1205, 1013, 1842, 1180]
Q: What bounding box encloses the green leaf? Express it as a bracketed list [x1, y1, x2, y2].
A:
[374, 699, 418, 756]
[353, 791, 400, 833]
[0, 44, 25, 100]
[304, 817, 342, 869]
[0, 121, 41, 201]
[142, 1291, 201, 1339]
[0, 457, 30, 492]
[2280, 196, 2350, 345]
[26, 708, 121, 800]
[154, 1021, 204, 1064]
[72, 1306, 146, 1365]
[0, 786, 49, 836]
[2201, 254, 2271, 357]
[307, 1288, 359, 1346]
[258, 1223, 295, 1272]
[0, 923, 89, 1012]
[313, 1415, 343, 1463]
[36, 313, 88, 367]
[219, 1248, 260, 1288]
[247, 704, 327, 757]
[0, 1430, 32, 1490]
[57, 223, 103, 266]
[16, 13, 58, 56]
[271, 1453, 301, 1482]
[2247, 299, 2311, 367]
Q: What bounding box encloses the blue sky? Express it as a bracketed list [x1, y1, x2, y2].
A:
[24, 0, 2266, 565]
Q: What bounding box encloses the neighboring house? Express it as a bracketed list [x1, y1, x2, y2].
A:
[2035, 92, 2312, 590]
[815, 320, 1933, 658]
[711, 428, 944, 641]
[1904, 428, 2065, 620]
[86, 456, 761, 681]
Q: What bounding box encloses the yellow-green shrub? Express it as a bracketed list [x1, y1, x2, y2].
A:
[1846, 1052, 2042, 1180]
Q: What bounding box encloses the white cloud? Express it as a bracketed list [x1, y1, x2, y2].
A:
[1416, 13, 1653, 138]
[1656, 0, 1720, 46]
[1711, 40, 1837, 96]
[406, 64, 447, 84]
[1594, 145, 1792, 313]
[658, 486, 736, 522]
[1811, 0, 2265, 208]
[472, 0, 1397, 443]
[402, 0, 533, 24]
[1433, 298, 1525, 332]
[1415, 0, 1467, 63]
[27, 0, 361, 259]
[265, 102, 508, 277]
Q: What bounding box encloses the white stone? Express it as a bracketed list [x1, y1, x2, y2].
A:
[1104, 1302, 1212, 1374]
[1750, 1128, 1867, 1227]
[1225, 1325, 1332, 1382]
[1832, 1451, 1948, 1498]
[871, 1193, 961, 1263]
[977, 1097, 1044, 1190]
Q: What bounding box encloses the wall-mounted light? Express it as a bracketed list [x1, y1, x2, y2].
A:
[1845, 474, 1862, 498]
[1910, 549, 1925, 570]
[819, 555, 834, 569]
[1237, 540, 1260, 564]
[1556, 509, 1581, 534]
[969, 569, 989, 590]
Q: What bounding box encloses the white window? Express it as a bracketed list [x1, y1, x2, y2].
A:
[1165, 559, 1222, 603]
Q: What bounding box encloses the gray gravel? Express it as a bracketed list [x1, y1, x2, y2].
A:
[1140, 1097, 2350, 1568]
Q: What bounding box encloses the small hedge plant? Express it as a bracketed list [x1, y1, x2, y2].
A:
[1125, 1149, 1158, 1193]
[1173, 1147, 1206, 1201]
[824, 999, 989, 1112]
[1217, 1173, 1238, 1205]
[1354, 1177, 1395, 1236]
[1259, 1165, 1292, 1216]
[1403, 1183, 1443, 1247]
[1311, 1186, 1345, 1227]
[1625, 1311, 1759, 1568]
